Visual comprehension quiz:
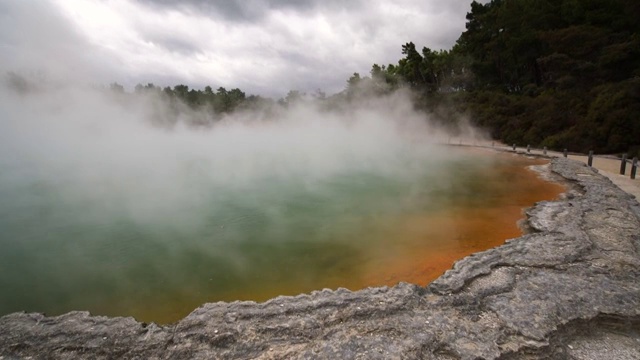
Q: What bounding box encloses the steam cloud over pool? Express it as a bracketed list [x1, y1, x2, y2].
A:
[0, 84, 561, 323]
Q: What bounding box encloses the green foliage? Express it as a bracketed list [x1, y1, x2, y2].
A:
[376, 0, 640, 155]
[127, 83, 249, 117]
[430, 0, 640, 153]
[581, 79, 640, 154]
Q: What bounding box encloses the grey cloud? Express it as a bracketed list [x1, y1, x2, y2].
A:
[1, 0, 482, 98]
[134, 0, 363, 21]
[146, 35, 202, 56]
[0, 0, 115, 84]
[132, 0, 278, 21]
[426, 0, 477, 14]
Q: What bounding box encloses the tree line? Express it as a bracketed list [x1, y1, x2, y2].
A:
[351, 0, 639, 155]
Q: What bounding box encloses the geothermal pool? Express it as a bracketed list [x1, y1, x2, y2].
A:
[0, 148, 563, 324]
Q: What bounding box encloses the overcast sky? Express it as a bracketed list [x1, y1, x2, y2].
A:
[0, 0, 483, 97]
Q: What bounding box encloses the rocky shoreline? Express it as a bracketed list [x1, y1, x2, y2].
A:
[2, 157, 639, 359]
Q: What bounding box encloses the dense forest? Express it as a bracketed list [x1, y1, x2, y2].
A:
[5, 0, 638, 155]
[361, 0, 640, 156]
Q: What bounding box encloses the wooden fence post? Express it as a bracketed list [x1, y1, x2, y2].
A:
[588, 151, 593, 167]
[620, 154, 627, 175]
[632, 157, 638, 180]
[563, 149, 568, 158]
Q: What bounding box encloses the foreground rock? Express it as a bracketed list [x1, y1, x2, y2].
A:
[1, 158, 639, 359]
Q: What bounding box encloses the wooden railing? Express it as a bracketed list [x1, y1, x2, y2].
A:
[444, 138, 638, 181]
[509, 144, 638, 180]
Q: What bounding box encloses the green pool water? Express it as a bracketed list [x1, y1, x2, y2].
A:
[0, 143, 561, 324]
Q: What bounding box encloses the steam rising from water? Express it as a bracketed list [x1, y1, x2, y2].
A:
[0, 83, 462, 227]
[0, 81, 489, 321]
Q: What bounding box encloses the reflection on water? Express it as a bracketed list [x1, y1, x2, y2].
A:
[0, 149, 563, 324]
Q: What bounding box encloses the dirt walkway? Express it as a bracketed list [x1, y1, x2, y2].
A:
[566, 154, 639, 200]
[487, 143, 640, 200]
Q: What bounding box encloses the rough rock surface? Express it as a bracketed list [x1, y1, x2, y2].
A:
[2, 158, 640, 359]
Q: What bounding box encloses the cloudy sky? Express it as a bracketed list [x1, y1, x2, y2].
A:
[0, 0, 482, 97]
